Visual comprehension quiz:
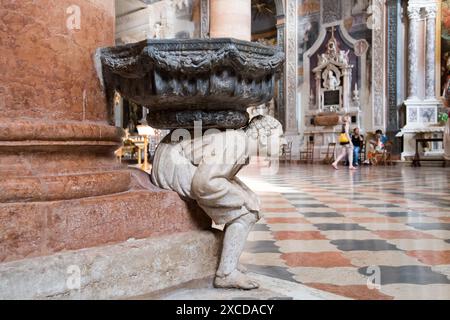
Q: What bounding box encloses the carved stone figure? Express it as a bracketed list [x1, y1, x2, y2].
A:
[352, 0, 369, 15]
[151, 115, 285, 290]
[338, 50, 350, 65]
[319, 53, 328, 66]
[325, 70, 339, 90]
[99, 38, 284, 291]
[153, 22, 163, 39]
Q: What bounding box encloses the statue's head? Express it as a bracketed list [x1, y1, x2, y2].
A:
[245, 115, 286, 158]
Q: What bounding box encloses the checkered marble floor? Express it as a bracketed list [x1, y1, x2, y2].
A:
[239, 163, 450, 300]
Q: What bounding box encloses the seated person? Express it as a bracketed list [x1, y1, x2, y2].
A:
[351, 127, 364, 166]
[368, 130, 388, 164]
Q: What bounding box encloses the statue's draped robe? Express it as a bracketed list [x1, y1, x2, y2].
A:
[151, 130, 260, 225]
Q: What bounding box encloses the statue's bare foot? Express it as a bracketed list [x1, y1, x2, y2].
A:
[238, 264, 248, 274]
[214, 270, 259, 290]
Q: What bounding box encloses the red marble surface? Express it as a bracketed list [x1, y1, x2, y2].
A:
[0, 0, 214, 265]
[0, 0, 114, 122]
[0, 190, 212, 263]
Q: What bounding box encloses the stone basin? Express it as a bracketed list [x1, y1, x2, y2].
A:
[99, 38, 284, 129]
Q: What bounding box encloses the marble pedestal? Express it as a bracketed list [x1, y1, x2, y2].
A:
[398, 99, 444, 160]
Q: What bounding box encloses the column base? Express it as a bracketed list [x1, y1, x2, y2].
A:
[0, 230, 222, 299]
[397, 126, 445, 161]
[0, 188, 212, 263]
[0, 120, 130, 202]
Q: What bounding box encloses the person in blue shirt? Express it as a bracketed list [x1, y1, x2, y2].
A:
[374, 129, 388, 149]
[368, 129, 388, 164]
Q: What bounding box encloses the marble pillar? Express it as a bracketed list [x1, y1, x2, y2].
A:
[372, 0, 387, 130]
[0, 0, 211, 264]
[386, 0, 401, 154]
[425, 6, 437, 100]
[407, 5, 420, 100]
[0, 0, 129, 203]
[210, 0, 251, 41]
[399, 1, 443, 160]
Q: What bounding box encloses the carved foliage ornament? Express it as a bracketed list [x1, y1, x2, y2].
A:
[101, 39, 284, 78]
[100, 38, 284, 129]
[285, 0, 298, 131]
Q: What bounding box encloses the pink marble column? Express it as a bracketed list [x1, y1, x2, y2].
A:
[209, 0, 251, 41]
[0, 0, 211, 263]
[0, 0, 128, 203]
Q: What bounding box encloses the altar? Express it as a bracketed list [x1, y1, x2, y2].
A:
[301, 23, 368, 160]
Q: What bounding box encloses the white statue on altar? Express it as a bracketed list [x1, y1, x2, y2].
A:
[338, 50, 350, 65]
[319, 53, 328, 66]
[153, 22, 163, 39]
[151, 115, 285, 290]
[325, 70, 339, 90]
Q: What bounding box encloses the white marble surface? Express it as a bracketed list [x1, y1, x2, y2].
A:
[152, 273, 348, 300]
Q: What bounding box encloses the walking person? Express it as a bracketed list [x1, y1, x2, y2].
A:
[351, 127, 364, 167]
[332, 115, 357, 170]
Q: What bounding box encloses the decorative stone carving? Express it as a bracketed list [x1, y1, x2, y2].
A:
[285, 0, 298, 133]
[151, 115, 285, 289]
[200, 0, 210, 38]
[324, 70, 340, 90]
[100, 38, 284, 129]
[276, 21, 285, 127]
[100, 29, 285, 290]
[354, 39, 369, 57]
[372, 0, 386, 128]
[153, 22, 163, 39]
[312, 27, 353, 112]
[352, 0, 369, 15]
[302, 21, 366, 157]
[386, 0, 399, 133]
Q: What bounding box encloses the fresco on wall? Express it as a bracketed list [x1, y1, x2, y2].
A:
[297, 0, 371, 85]
[298, 0, 320, 84]
[251, 0, 277, 42]
[343, 0, 371, 40]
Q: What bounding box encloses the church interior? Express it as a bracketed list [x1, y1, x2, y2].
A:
[1, 0, 450, 301]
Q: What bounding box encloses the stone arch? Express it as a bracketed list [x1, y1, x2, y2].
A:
[274, 0, 284, 16]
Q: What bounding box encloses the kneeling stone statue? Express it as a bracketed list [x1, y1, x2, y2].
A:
[151, 115, 284, 290]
